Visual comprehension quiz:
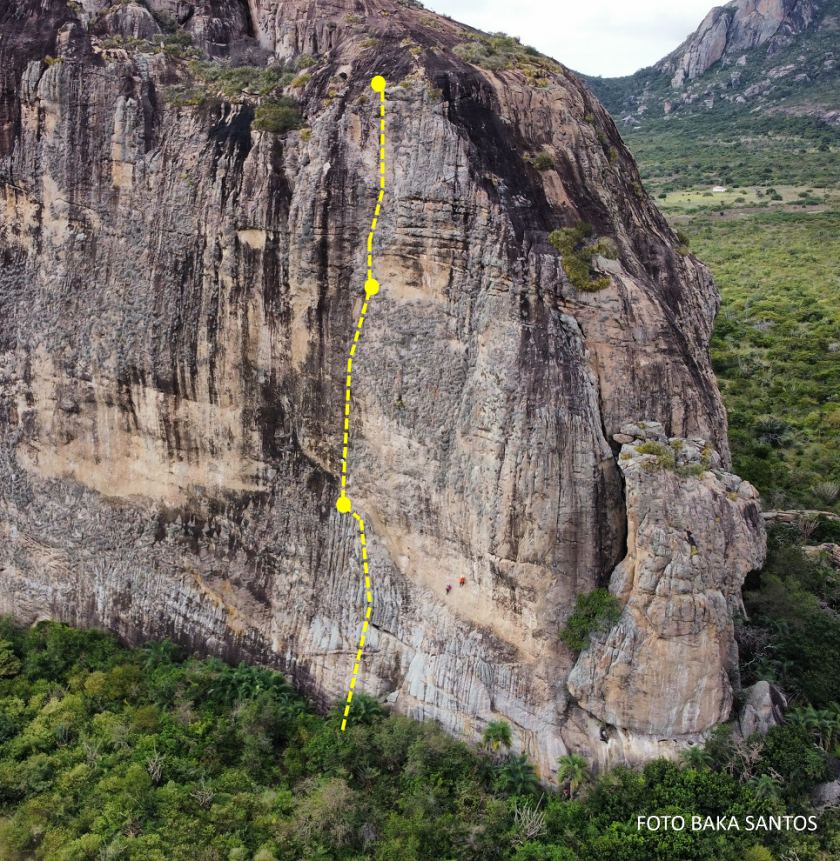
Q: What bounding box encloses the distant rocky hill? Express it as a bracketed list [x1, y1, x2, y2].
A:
[662, 0, 824, 87]
[586, 0, 839, 132]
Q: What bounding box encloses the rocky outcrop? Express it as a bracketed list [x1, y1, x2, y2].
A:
[802, 544, 840, 569]
[0, 0, 764, 776]
[665, 7, 732, 88]
[812, 778, 840, 806]
[568, 423, 765, 738]
[736, 681, 787, 737]
[659, 0, 824, 86]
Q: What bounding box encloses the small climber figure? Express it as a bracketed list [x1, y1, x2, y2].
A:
[446, 584, 452, 594]
[459, 576, 466, 587]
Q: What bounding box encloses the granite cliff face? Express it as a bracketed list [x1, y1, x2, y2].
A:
[0, 0, 764, 776]
[659, 0, 824, 87]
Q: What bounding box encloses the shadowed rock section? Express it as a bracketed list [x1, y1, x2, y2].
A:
[0, 0, 764, 777]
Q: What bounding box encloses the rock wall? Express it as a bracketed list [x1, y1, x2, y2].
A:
[0, 0, 764, 777]
[660, 0, 824, 86]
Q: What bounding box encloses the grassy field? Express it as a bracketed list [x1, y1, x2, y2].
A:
[677, 208, 840, 509]
[658, 185, 840, 219]
[602, 85, 840, 510]
[624, 112, 840, 194]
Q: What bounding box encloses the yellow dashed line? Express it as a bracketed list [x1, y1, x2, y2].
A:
[337, 76, 387, 732]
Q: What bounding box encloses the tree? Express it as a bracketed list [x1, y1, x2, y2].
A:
[748, 773, 781, 800]
[557, 754, 589, 800]
[679, 745, 713, 771]
[497, 754, 541, 797]
[482, 720, 513, 753]
[758, 724, 830, 797]
[331, 692, 384, 728]
[141, 638, 182, 670]
[206, 662, 296, 707]
[0, 640, 21, 678]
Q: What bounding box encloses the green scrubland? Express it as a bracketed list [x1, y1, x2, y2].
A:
[1, 620, 840, 861]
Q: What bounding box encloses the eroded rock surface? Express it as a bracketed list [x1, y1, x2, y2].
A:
[569, 423, 765, 739]
[0, 0, 764, 775]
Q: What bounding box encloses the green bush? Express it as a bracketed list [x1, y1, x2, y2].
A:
[635, 440, 676, 471]
[294, 54, 316, 69]
[162, 85, 205, 107]
[188, 61, 281, 100]
[453, 32, 561, 79]
[675, 227, 690, 247]
[531, 151, 556, 171]
[560, 589, 622, 652]
[549, 221, 613, 292]
[758, 725, 831, 798]
[253, 98, 303, 133]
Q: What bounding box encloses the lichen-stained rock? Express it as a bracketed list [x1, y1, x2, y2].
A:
[568, 425, 766, 738]
[0, 0, 765, 776]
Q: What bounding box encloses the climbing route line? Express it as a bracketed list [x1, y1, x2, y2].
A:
[335, 75, 387, 732]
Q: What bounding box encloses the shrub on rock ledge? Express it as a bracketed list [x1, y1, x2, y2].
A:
[254, 98, 303, 133]
[560, 588, 621, 653]
[549, 221, 613, 292]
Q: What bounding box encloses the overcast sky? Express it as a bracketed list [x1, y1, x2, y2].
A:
[424, 0, 718, 77]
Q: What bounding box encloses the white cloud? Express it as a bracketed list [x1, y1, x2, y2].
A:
[424, 0, 717, 77]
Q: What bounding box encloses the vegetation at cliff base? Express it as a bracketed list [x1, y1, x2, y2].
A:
[2, 619, 838, 860]
[739, 522, 840, 709]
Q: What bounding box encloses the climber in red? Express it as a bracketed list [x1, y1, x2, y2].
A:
[459, 576, 466, 586]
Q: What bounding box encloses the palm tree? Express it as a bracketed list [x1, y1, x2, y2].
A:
[331, 692, 385, 728]
[350, 693, 385, 726]
[786, 709, 806, 727]
[817, 711, 837, 751]
[557, 753, 590, 800]
[141, 638, 181, 670]
[800, 704, 822, 744]
[679, 745, 713, 771]
[496, 754, 541, 797]
[481, 720, 513, 753]
[748, 773, 780, 800]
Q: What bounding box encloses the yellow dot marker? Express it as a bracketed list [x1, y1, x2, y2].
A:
[337, 76, 387, 732]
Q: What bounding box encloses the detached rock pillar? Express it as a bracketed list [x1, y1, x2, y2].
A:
[568, 422, 766, 737]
